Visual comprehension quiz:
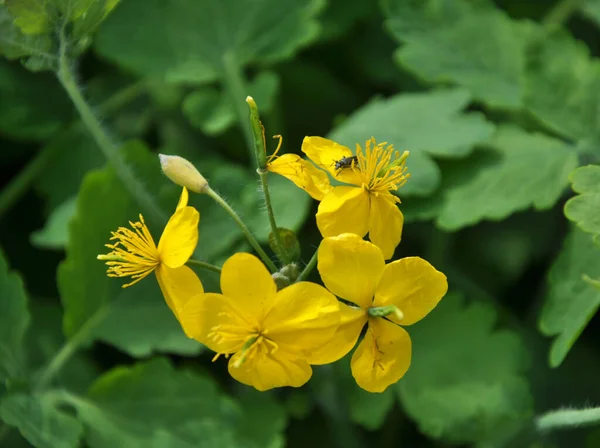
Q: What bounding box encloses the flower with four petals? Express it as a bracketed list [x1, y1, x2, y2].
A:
[179, 253, 341, 391]
[268, 136, 409, 259]
[309, 233, 448, 392]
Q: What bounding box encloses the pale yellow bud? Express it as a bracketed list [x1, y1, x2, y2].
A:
[159, 154, 208, 193]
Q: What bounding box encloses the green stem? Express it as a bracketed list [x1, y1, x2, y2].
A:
[35, 305, 110, 391]
[258, 169, 289, 265]
[536, 406, 600, 432]
[204, 187, 277, 273]
[296, 249, 318, 282]
[542, 0, 584, 29]
[0, 81, 146, 221]
[186, 259, 222, 274]
[221, 51, 254, 161]
[56, 30, 166, 225]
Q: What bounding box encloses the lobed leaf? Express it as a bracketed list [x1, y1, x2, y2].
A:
[328, 88, 495, 196]
[564, 165, 600, 237]
[397, 293, 532, 444]
[383, 0, 533, 109]
[539, 228, 600, 367]
[430, 126, 578, 230]
[95, 0, 324, 84]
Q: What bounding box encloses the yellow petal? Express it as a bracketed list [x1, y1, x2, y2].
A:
[316, 186, 370, 238]
[368, 193, 404, 260]
[157, 206, 199, 268]
[301, 136, 362, 185]
[268, 153, 333, 201]
[306, 303, 367, 365]
[176, 186, 189, 211]
[351, 318, 411, 393]
[220, 252, 277, 322]
[317, 233, 385, 308]
[263, 282, 340, 352]
[373, 257, 448, 325]
[228, 347, 312, 391]
[155, 264, 203, 332]
[179, 292, 251, 354]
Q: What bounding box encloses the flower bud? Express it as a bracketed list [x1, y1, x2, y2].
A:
[159, 154, 208, 193]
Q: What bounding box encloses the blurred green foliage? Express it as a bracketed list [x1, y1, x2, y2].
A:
[2, 0, 600, 447]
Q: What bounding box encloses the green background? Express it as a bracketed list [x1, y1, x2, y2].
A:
[2, 0, 600, 447]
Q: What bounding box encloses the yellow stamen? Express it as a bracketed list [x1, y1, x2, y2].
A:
[98, 214, 161, 288]
[266, 135, 284, 165]
[355, 138, 410, 194]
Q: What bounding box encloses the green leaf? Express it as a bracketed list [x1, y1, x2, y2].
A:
[328, 88, 495, 196]
[384, 0, 533, 108]
[95, 0, 324, 84]
[0, 59, 72, 141]
[69, 358, 284, 448]
[183, 71, 279, 136]
[524, 30, 600, 147]
[539, 228, 600, 367]
[565, 165, 600, 237]
[92, 279, 201, 357]
[31, 196, 77, 250]
[426, 126, 578, 230]
[0, 393, 83, 448]
[397, 293, 532, 444]
[58, 141, 199, 357]
[0, 248, 29, 382]
[0, 6, 55, 70]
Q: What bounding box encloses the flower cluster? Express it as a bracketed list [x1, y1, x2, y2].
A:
[98, 102, 447, 393]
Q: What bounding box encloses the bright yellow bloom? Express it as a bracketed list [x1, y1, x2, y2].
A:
[268, 136, 409, 259]
[98, 187, 202, 324]
[311, 233, 447, 392]
[179, 252, 341, 391]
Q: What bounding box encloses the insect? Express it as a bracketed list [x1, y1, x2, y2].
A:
[334, 155, 358, 172]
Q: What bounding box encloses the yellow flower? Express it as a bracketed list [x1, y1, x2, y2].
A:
[268, 136, 409, 259]
[98, 187, 202, 324]
[310, 233, 447, 392]
[179, 252, 341, 391]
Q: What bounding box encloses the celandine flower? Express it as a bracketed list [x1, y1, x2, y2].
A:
[97, 187, 202, 325]
[310, 233, 447, 392]
[179, 252, 340, 391]
[268, 136, 409, 259]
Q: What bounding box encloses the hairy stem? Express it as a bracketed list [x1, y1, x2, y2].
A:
[205, 187, 277, 272]
[536, 406, 600, 432]
[56, 31, 166, 224]
[0, 81, 146, 220]
[258, 169, 289, 265]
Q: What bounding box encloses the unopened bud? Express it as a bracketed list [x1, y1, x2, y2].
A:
[159, 154, 208, 193]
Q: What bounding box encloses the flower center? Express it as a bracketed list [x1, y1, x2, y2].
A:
[355, 138, 410, 193]
[97, 214, 161, 287]
[208, 319, 279, 367]
[367, 305, 404, 321]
